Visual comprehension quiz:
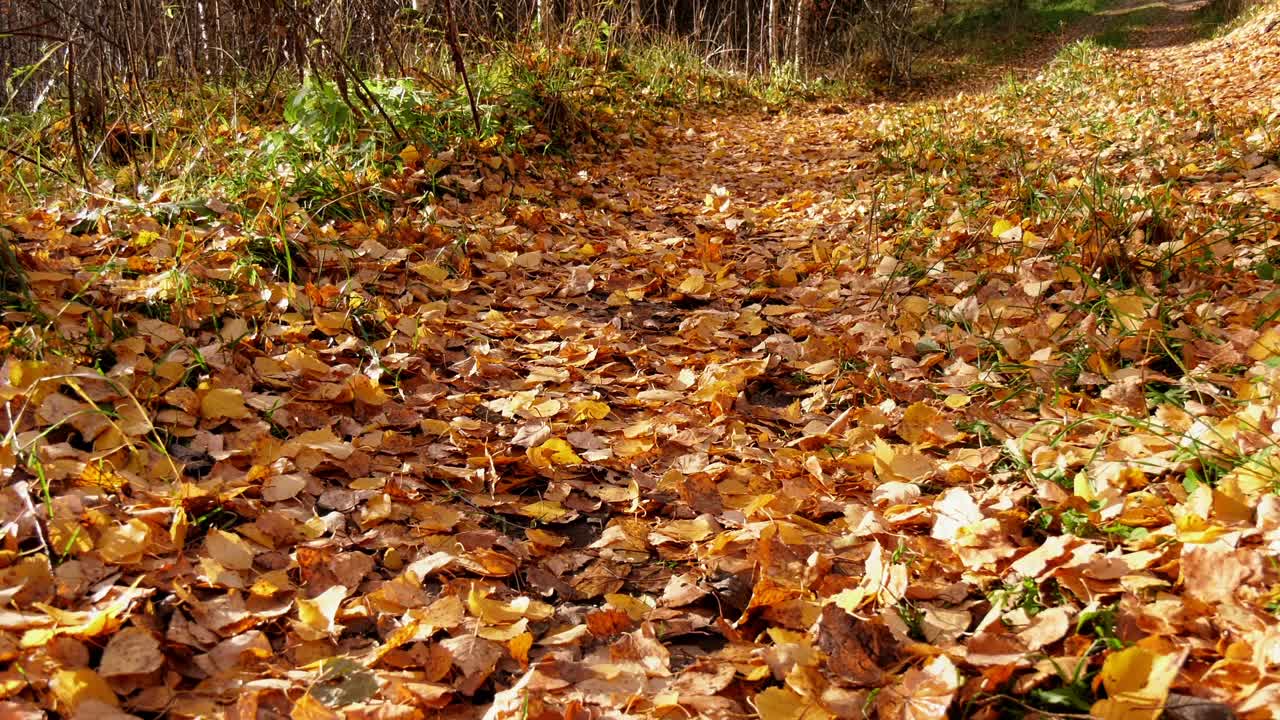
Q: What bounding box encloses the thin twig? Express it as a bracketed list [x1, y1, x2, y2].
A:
[11, 480, 52, 562]
[442, 0, 483, 135]
[324, 46, 405, 143]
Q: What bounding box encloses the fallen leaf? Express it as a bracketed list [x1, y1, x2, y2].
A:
[99, 626, 164, 676]
[200, 388, 250, 420]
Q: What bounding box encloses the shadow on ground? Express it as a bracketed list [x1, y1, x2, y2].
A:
[907, 0, 1218, 99]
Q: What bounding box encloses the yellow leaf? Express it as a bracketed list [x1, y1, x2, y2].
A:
[291, 693, 341, 720]
[414, 503, 461, 531]
[50, 668, 117, 711]
[251, 569, 294, 597]
[410, 262, 450, 283]
[527, 398, 563, 417]
[518, 500, 570, 522]
[200, 388, 250, 420]
[296, 585, 348, 639]
[804, 359, 838, 378]
[873, 438, 933, 482]
[652, 516, 717, 543]
[206, 529, 255, 570]
[899, 402, 941, 444]
[263, 474, 307, 502]
[991, 218, 1017, 238]
[514, 251, 543, 269]
[409, 594, 466, 632]
[1073, 471, 1096, 502]
[1109, 294, 1148, 333]
[678, 273, 707, 294]
[1248, 327, 1280, 361]
[477, 618, 529, 641]
[570, 399, 611, 422]
[78, 464, 128, 492]
[1174, 512, 1226, 544]
[424, 156, 449, 175]
[468, 584, 554, 624]
[614, 437, 654, 458]
[420, 419, 451, 435]
[400, 145, 420, 166]
[754, 686, 831, 720]
[49, 510, 93, 555]
[898, 295, 930, 318]
[508, 632, 533, 667]
[7, 360, 49, 395]
[830, 587, 871, 613]
[0, 670, 27, 698]
[526, 528, 567, 547]
[132, 230, 161, 248]
[1091, 640, 1184, 720]
[348, 375, 389, 405]
[313, 311, 348, 335]
[604, 593, 653, 621]
[527, 438, 583, 469]
[97, 519, 150, 565]
[22, 586, 142, 647]
[285, 347, 331, 374]
[1255, 186, 1280, 210]
[170, 507, 188, 549]
[877, 654, 961, 720]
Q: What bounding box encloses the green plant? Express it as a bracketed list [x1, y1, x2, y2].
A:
[1077, 603, 1123, 649]
[895, 601, 928, 641]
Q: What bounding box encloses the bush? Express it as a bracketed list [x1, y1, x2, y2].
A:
[861, 0, 919, 85]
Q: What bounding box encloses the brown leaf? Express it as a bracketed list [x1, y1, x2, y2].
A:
[817, 605, 901, 687]
[205, 529, 255, 571]
[876, 655, 961, 720]
[585, 608, 634, 637]
[439, 635, 503, 694]
[99, 626, 163, 677]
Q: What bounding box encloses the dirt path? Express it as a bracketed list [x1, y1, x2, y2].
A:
[570, 0, 1230, 392]
[1097, 0, 1212, 47]
[914, 0, 1214, 98]
[587, 0, 1219, 267]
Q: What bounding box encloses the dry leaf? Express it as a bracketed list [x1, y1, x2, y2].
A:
[99, 627, 163, 676]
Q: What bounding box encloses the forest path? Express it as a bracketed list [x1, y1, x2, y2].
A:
[587, 0, 1222, 237]
[1095, 0, 1213, 48]
[586, 0, 1228, 245]
[904, 0, 1216, 99]
[504, 4, 1280, 710]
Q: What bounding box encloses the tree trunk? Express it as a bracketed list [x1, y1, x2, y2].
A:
[767, 0, 778, 69]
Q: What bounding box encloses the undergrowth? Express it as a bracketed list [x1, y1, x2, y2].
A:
[0, 31, 859, 225]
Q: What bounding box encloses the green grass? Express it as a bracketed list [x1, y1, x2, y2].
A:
[1195, 0, 1268, 35]
[1, 29, 857, 225]
[1094, 4, 1165, 46]
[926, 0, 1115, 60]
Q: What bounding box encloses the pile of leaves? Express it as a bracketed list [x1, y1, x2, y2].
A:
[2, 2, 1280, 718]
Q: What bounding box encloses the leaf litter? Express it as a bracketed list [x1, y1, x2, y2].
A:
[2, 6, 1280, 719]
